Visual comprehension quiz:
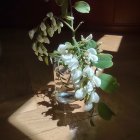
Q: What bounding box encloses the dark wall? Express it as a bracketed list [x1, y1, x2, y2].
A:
[0, 0, 140, 32]
[0, 0, 50, 28]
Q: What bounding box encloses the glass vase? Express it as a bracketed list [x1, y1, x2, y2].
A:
[53, 63, 76, 104]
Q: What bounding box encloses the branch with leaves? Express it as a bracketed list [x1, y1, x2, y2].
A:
[29, 0, 119, 121]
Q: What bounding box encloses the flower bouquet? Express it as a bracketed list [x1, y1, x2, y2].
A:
[29, 0, 119, 120]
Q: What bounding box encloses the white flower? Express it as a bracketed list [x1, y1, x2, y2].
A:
[57, 44, 67, 54]
[75, 88, 85, 100]
[71, 69, 82, 84]
[61, 54, 73, 65]
[88, 91, 100, 103]
[73, 80, 81, 89]
[86, 34, 93, 40]
[61, 54, 79, 71]
[83, 66, 95, 78]
[84, 81, 94, 92]
[87, 48, 97, 55]
[81, 34, 93, 42]
[91, 75, 101, 87]
[68, 56, 79, 71]
[84, 103, 93, 111]
[87, 48, 98, 63]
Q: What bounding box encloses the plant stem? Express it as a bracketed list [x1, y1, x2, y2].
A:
[75, 21, 84, 32]
[56, 0, 83, 42]
[69, 0, 73, 28]
[62, 20, 74, 32]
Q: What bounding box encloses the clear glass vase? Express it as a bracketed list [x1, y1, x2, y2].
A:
[53, 63, 76, 104]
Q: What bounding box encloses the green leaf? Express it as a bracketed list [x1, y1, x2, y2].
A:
[55, 0, 65, 6]
[74, 1, 90, 13]
[94, 53, 113, 69]
[98, 102, 115, 120]
[44, 56, 49, 65]
[86, 40, 97, 49]
[99, 73, 119, 93]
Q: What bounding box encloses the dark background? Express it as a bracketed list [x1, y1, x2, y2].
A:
[0, 0, 140, 32]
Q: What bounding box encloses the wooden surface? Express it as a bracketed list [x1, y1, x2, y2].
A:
[0, 30, 140, 140]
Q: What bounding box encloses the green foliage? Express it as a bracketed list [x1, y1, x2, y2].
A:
[74, 1, 90, 13]
[29, 0, 119, 120]
[98, 102, 115, 120]
[99, 73, 119, 93]
[86, 40, 97, 49]
[94, 53, 113, 69]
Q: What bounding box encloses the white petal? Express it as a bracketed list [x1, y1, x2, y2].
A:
[84, 81, 93, 92]
[92, 76, 101, 87]
[84, 103, 93, 111]
[89, 92, 100, 103]
[73, 79, 80, 84]
[71, 69, 82, 82]
[58, 44, 67, 54]
[87, 48, 97, 55]
[68, 57, 79, 71]
[89, 54, 98, 62]
[61, 54, 73, 64]
[69, 63, 79, 71]
[86, 34, 93, 40]
[73, 81, 81, 89]
[83, 66, 94, 78]
[75, 88, 84, 100]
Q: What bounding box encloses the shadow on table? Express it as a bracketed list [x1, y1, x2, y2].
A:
[36, 84, 97, 138]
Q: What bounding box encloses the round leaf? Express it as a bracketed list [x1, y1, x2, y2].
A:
[74, 1, 90, 13]
[94, 53, 113, 69]
[86, 40, 97, 49]
[98, 102, 115, 120]
[99, 73, 119, 93]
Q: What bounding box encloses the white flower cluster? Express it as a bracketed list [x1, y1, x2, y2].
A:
[56, 35, 101, 111]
